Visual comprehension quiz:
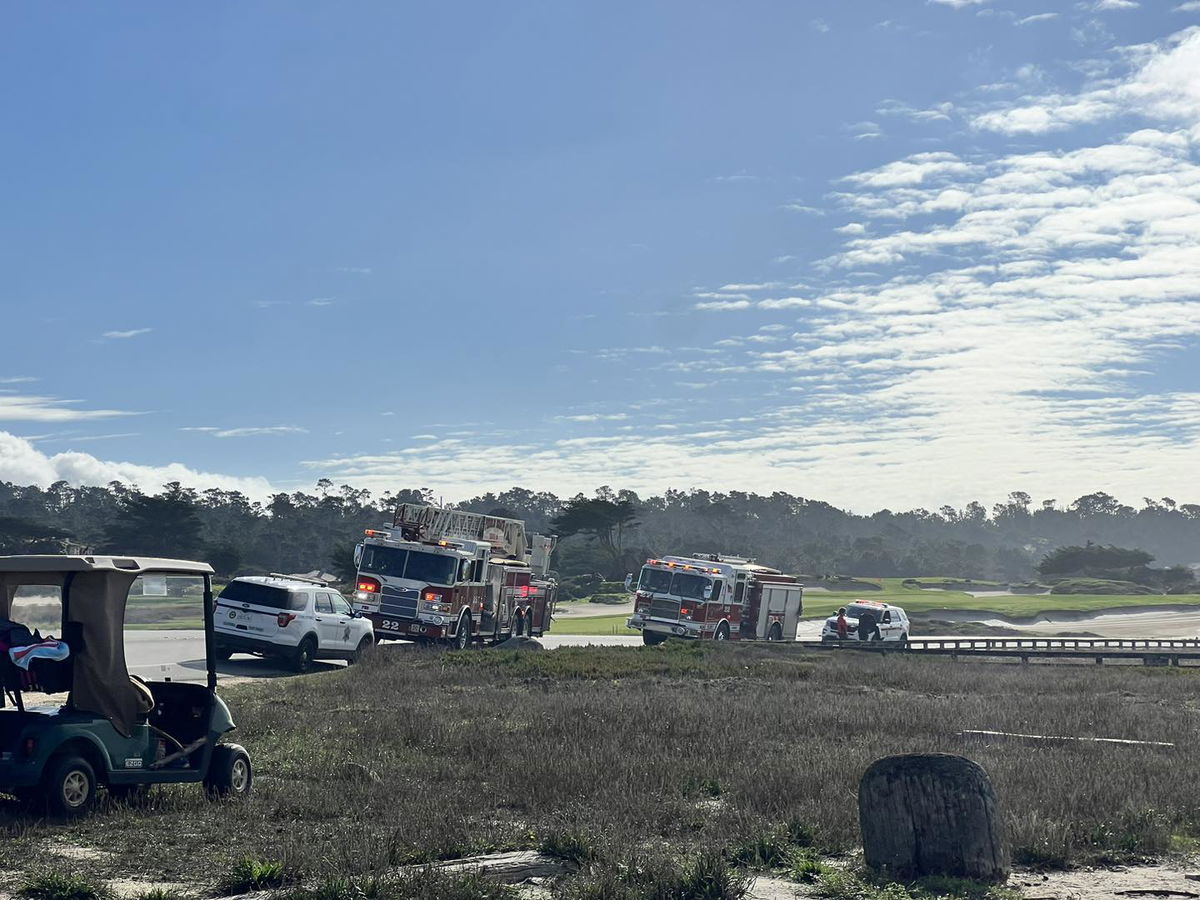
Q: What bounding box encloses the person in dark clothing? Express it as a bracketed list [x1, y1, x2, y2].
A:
[857, 610, 882, 641]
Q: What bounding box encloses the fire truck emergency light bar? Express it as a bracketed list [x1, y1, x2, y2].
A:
[646, 559, 722, 574]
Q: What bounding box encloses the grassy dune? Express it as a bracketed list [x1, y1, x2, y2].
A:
[2, 642, 1198, 896]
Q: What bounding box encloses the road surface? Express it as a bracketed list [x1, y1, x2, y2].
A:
[124, 606, 1200, 684]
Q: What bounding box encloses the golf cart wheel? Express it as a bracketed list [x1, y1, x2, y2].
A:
[642, 631, 667, 646]
[349, 635, 373, 665]
[293, 636, 317, 673]
[900, 632, 909, 645]
[453, 615, 471, 650]
[768, 623, 783, 642]
[44, 755, 97, 817]
[714, 622, 730, 642]
[205, 743, 252, 798]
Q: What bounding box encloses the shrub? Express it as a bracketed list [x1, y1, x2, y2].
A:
[220, 858, 290, 892]
[17, 873, 114, 900]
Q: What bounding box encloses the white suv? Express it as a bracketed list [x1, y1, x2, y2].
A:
[214, 576, 374, 672]
[821, 600, 910, 643]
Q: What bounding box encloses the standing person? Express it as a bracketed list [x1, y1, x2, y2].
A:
[836, 607, 849, 640]
[858, 609, 879, 641]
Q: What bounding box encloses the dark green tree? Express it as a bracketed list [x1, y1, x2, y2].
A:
[103, 483, 204, 558]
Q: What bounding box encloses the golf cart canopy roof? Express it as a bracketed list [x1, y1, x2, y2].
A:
[0, 555, 214, 737]
[0, 556, 214, 576]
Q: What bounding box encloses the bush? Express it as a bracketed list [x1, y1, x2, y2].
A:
[220, 858, 291, 892]
[17, 873, 113, 900]
[1049, 578, 1159, 595]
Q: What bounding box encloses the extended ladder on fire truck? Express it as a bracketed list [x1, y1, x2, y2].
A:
[393, 503, 529, 558]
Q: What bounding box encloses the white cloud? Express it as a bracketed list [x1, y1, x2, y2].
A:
[694, 299, 753, 311]
[0, 394, 135, 422]
[1016, 13, 1059, 25]
[1176, 2, 1200, 11]
[101, 328, 152, 340]
[929, 0, 989, 7]
[811, 19, 830, 33]
[973, 29, 1200, 134]
[212, 426, 308, 438]
[0, 431, 274, 497]
[307, 298, 335, 306]
[0, 376, 37, 385]
[556, 414, 630, 423]
[1089, 0, 1138, 8]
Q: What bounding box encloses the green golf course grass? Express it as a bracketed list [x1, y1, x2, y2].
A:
[552, 577, 1200, 635]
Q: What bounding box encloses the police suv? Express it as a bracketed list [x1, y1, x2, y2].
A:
[821, 599, 910, 642]
[214, 575, 374, 672]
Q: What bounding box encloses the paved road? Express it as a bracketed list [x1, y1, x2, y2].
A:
[124, 629, 645, 683]
[125, 606, 1200, 684]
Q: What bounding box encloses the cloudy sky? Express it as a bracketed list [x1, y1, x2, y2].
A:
[2, 1, 1198, 510]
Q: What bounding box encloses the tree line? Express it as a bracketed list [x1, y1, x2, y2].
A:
[0, 479, 1197, 584]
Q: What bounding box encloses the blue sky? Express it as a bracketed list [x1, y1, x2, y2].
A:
[1, 0, 1198, 510]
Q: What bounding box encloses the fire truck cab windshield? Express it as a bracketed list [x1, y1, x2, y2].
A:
[638, 567, 713, 600]
[359, 545, 458, 586]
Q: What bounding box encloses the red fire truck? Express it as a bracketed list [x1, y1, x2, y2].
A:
[625, 553, 803, 645]
[353, 504, 557, 647]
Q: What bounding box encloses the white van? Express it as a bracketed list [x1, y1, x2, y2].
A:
[821, 600, 909, 643]
[214, 575, 374, 672]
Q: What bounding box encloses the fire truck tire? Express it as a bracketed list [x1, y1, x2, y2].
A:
[768, 623, 783, 642]
[453, 614, 472, 650]
[715, 622, 730, 641]
[642, 631, 668, 646]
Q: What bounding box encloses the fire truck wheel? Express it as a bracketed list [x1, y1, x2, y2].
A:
[715, 622, 730, 641]
[768, 623, 783, 642]
[453, 614, 472, 650]
[642, 631, 668, 646]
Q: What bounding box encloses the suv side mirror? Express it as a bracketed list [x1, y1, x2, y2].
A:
[702, 584, 713, 600]
[353, 543, 363, 566]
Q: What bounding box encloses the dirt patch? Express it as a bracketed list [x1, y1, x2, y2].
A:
[1013, 863, 1200, 899]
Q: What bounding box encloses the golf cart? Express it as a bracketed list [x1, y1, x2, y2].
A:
[0, 555, 251, 816]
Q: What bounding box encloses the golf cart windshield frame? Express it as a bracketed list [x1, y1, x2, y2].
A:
[0, 555, 217, 734]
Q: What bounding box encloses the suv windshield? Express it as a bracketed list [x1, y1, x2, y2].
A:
[360, 545, 457, 585]
[637, 567, 710, 600]
[219, 581, 307, 611]
[846, 604, 884, 619]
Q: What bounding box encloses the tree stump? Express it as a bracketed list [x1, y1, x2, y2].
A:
[859, 753, 1008, 882]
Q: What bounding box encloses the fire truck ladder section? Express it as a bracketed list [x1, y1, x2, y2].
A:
[393, 504, 528, 556]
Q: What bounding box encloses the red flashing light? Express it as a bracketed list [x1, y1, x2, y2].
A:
[519, 585, 530, 598]
[357, 577, 381, 593]
[680, 607, 692, 617]
[277, 612, 297, 628]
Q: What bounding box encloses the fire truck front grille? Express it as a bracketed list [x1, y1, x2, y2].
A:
[380, 587, 420, 619]
[648, 597, 680, 620]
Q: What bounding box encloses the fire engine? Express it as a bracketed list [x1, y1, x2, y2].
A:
[353, 504, 557, 647]
[625, 553, 803, 645]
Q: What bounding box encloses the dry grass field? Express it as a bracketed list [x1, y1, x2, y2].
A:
[1, 643, 1198, 898]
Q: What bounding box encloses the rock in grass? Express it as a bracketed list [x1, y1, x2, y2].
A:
[859, 753, 1009, 883]
[494, 636, 544, 651]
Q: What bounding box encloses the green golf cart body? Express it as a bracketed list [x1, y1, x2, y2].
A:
[0, 555, 251, 815]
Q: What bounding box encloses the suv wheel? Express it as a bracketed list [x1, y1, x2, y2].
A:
[205, 743, 253, 798]
[45, 755, 97, 818]
[293, 636, 317, 673]
[214, 645, 233, 661]
[349, 635, 373, 665]
[642, 631, 667, 646]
